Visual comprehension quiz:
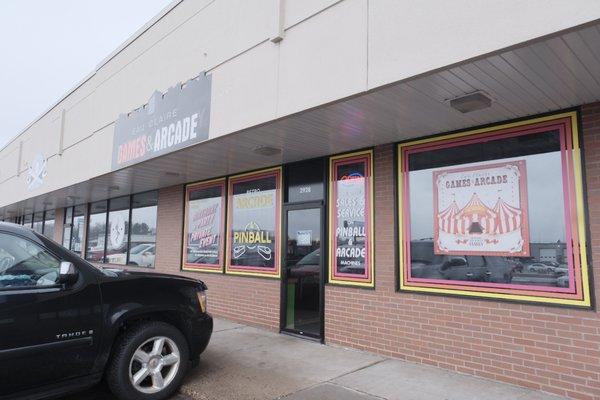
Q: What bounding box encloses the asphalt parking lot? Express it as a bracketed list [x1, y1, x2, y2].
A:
[60, 318, 568, 400]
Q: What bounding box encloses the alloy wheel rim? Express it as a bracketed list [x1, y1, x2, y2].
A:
[128, 336, 180, 394]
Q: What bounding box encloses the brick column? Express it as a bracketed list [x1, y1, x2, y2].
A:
[155, 185, 185, 273]
[53, 208, 64, 244]
[152, 183, 281, 331]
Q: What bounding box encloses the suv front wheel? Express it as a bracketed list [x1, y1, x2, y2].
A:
[107, 321, 190, 400]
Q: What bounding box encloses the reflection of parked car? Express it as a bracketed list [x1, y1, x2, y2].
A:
[86, 248, 105, 262]
[557, 274, 570, 287]
[541, 261, 559, 268]
[525, 263, 554, 274]
[439, 255, 517, 283]
[105, 243, 156, 267]
[290, 248, 320, 280]
[410, 241, 517, 283]
[525, 263, 567, 275]
[128, 243, 155, 267]
[553, 266, 568, 276]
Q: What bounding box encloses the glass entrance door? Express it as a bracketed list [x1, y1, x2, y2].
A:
[282, 206, 323, 338]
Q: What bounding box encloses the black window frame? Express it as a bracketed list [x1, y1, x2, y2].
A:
[84, 190, 158, 268]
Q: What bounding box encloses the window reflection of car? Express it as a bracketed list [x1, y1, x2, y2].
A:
[105, 243, 155, 267]
[289, 249, 320, 281]
[541, 260, 559, 268]
[556, 274, 570, 288]
[439, 256, 516, 283]
[128, 243, 155, 267]
[525, 263, 555, 274]
[86, 248, 105, 262]
[410, 240, 516, 283]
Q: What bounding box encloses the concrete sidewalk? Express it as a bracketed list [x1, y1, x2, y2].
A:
[181, 319, 567, 400]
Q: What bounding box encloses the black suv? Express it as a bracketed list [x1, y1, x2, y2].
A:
[0, 222, 213, 400]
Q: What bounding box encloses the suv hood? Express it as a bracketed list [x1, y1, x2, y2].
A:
[100, 267, 206, 289]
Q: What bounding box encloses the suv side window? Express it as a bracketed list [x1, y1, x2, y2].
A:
[0, 232, 60, 289]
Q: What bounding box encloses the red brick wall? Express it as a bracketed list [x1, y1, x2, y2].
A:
[153, 185, 280, 331]
[148, 105, 600, 398]
[53, 208, 64, 244]
[325, 105, 600, 400]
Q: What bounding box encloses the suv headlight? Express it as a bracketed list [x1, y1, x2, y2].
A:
[196, 290, 207, 313]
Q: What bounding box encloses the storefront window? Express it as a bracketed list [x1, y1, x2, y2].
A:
[43, 210, 55, 239]
[63, 205, 85, 255]
[105, 197, 130, 265]
[83, 192, 158, 267]
[23, 214, 32, 227]
[398, 112, 591, 307]
[62, 207, 73, 248]
[226, 168, 282, 277]
[328, 150, 374, 287]
[86, 201, 108, 262]
[72, 206, 85, 253]
[32, 212, 44, 234]
[183, 179, 226, 272]
[129, 191, 158, 268]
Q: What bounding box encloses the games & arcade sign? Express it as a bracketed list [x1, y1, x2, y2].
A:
[111, 73, 211, 170]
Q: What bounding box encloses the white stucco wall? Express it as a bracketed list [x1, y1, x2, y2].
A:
[2, 0, 600, 209]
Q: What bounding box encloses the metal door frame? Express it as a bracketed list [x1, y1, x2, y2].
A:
[280, 201, 326, 341]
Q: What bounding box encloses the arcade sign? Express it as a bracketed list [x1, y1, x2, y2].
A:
[111, 73, 211, 171]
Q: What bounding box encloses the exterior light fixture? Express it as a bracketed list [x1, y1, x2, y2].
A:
[253, 146, 282, 156]
[448, 91, 493, 113]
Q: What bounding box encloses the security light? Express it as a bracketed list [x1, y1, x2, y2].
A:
[253, 146, 282, 156]
[449, 91, 492, 113]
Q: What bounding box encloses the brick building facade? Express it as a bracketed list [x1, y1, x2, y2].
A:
[109, 105, 599, 400]
[3, 3, 600, 399]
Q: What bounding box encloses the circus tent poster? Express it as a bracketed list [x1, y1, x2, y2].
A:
[432, 160, 530, 257]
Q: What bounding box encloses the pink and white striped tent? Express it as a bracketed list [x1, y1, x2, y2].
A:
[492, 197, 522, 234]
[454, 193, 497, 235]
[437, 200, 463, 234]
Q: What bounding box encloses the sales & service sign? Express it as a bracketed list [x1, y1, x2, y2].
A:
[433, 160, 530, 257]
[329, 150, 374, 287]
[111, 73, 211, 170]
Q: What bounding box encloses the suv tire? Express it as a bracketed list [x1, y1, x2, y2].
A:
[106, 321, 189, 400]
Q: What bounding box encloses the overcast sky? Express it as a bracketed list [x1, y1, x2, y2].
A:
[0, 0, 172, 149]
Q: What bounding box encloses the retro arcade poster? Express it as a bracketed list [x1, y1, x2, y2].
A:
[183, 178, 226, 272]
[433, 160, 530, 256]
[226, 167, 282, 277]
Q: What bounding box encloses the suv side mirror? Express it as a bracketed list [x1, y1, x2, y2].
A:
[58, 261, 78, 285]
